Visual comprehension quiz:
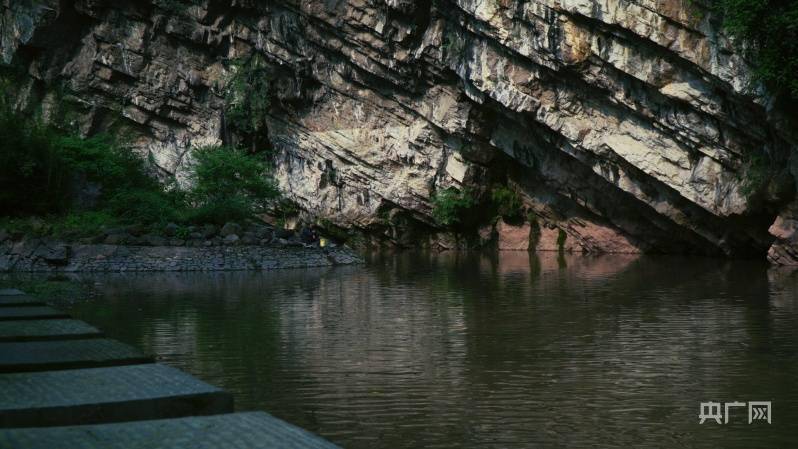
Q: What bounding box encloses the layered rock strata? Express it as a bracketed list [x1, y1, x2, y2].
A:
[2, 0, 796, 261]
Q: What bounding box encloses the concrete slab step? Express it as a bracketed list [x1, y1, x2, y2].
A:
[0, 306, 69, 321]
[0, 289, 25, 296]
[0, 364, 233, 427]
[0, 295, 45, 307]
[0, 319, 102, 342]
[0, 339, 152, 373]
[0, 412, 341, 449]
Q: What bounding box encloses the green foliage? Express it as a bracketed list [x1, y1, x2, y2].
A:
[188, 145, 278, 224]
[172, 224, 191, 240]
[0, 212, 117, 239]
[104, 189, 184, 225]
[155, 0, 185, 13]
[490, 186, 523, 220]
[716, 0, 798, 98]
[441, 30, 466, 60]
[0, 111, 70, 215]
[0, 107, 281, 234]
[58, 135, 159, 194]
[431, 187, 476, 227]
[224, 54, 273, 145]
[557, 229, 568, 250]
[318, 218, 350, 243]
[739, 152, 770, 197]
[0, 98, 175, 224]
[52, 211, 117, 237]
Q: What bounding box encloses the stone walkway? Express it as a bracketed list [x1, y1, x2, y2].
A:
[0, 339, 151, 373]
[0, 289, 341, 448]
[0, 306, 69, 321]
[0, 319, 102, 342]
[0, 295, 43, 307]
[0, 412, 338, 449]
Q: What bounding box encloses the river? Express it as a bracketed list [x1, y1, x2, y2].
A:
[64, 252, 798, 448]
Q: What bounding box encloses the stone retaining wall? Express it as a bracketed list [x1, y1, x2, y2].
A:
[0, 240, 362, 272]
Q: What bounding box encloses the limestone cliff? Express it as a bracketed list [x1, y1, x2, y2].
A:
[2, 0, 797, 262]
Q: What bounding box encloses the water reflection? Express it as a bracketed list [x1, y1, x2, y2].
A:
[63, 252, 798, 448]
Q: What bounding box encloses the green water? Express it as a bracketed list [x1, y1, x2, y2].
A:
[63, 252, 798, 448]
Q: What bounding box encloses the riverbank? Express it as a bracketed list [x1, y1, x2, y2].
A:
[0, 239, 361, 273]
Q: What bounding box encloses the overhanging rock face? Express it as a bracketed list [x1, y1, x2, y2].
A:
[3, 0, 797, 261]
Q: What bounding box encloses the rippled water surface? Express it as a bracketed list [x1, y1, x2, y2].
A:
[63, 252, 798, 448]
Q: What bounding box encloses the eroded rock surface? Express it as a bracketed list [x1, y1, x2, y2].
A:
[2, 0, 796, 261]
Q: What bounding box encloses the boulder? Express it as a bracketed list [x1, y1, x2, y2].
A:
[274, 228, 294, 239]
[104, 233, 130, 245]
[240, 235, 258, 245]
[478, 224, 496, 247]
[164, 223, 179, 237]
[220, 222, 241, 237]
[201, 224, 218, 239]
[252, 225, 273, 239]
[496, 219, 531, 250]
[223, 234, 240, 245]
[767, 201, 798, 265]
[142, 235, 167, 246]
[34, 242, 69, 266]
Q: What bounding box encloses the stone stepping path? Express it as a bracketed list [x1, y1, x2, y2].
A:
[0, 289, 339, 448]
[0, 295, 43, 307]
[0, 319, 102, 342]
[0, 306, 69, 321]
[0, 412, 341, 449]
[0, 364, 234, 427]
[0, 339, 152, 373]
[0, 289, 26, 296]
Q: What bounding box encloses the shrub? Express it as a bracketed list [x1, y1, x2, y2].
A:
[0, 106, 282, 233]
[104, 189, 183, 225]
[491, 185, 523, 220]
[0, 101, 176, 222]
[431, 187, 475, 227]
[51, 211, 117, 237]
[188, 145, 278, 224]
[739, 152, 769, 197]
[0, 110, 71, 215]
[57, 134, 157, 194]
[716, 0, 798, 99]
[224, 54, 273, 149]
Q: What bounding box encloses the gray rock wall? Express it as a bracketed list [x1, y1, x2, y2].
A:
[2, 0, 797, 262]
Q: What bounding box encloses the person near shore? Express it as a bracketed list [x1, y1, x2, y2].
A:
[300, 225, 319, 246]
